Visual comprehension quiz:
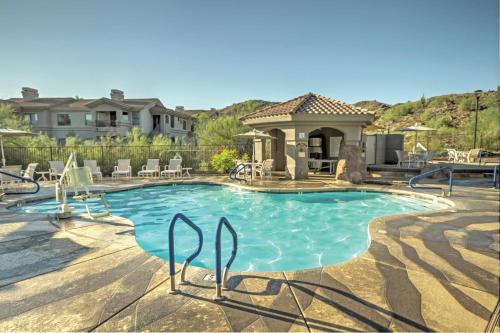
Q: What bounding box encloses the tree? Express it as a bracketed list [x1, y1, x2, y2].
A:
[0, 103, 27, 129]
[125, 127, 148, 146]
[194, 115, 248, 146]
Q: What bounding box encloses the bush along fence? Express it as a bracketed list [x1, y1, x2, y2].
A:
[4, 144, 252, 176]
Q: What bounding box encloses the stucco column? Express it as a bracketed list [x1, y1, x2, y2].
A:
[283, 128, 309, 179]
[254, 139, 266, 162]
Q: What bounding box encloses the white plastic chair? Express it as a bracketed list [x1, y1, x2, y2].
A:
[138, 159, 160, 177]
[84, 160, 103, 181]
[49, 161, 65, 181]
[112, 159, 132, 180]
[161, 158, 182, 178]
[256, 159, 274, 178]
[395, 150, 411, 168]
[22, 163, 38, 180]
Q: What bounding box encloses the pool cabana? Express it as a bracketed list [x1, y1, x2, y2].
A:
[240, 93, 374, 179]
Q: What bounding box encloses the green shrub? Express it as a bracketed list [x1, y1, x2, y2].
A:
[458, 96, 475, 111]
[211, 148, 238, 173]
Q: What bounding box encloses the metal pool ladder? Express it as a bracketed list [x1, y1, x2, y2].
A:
[168, 213, 204, 294]
[408, 166, 453, 196]
[214, 217, 238, 301]
[493, 165, 500, 189]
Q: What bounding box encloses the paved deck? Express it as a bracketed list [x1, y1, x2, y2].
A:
[0, 177, 498, 332]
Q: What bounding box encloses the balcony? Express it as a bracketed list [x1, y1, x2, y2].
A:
[88, 120, 133, 131]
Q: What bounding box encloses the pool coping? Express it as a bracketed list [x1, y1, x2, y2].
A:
[1, 177, 498, 332]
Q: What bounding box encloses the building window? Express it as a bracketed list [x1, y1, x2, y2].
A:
[182, 119, 186, 130]
[57, 138, 66, 146]
[85, 113, 92, 126]
[23, 113, 38, 125]
[57, 114, 71, 126]
[170, 115, 174, 128]
[121, 111, 129, 123]
[132, 112, 140, 126]
[165, 115, 169, 124]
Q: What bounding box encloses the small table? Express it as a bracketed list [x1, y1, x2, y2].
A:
[182, 167, 192, 177]
[36, 171, 50, 182]
[308, 159, 337, 174]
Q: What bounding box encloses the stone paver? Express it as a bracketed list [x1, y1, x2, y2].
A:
[0, 177, 498, 332]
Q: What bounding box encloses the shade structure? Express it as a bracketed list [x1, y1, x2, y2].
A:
[399, 124, 436, 152]
[0, 128, 36, 167]
[234, 129, 276, 184]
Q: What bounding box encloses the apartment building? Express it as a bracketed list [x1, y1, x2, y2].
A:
[4, 87, 193, 145]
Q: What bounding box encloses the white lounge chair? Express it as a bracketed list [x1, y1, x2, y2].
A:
[49, 161, 65, 181]
[112, 159, 132, 180]
[0, 165, 22, 185]
[161, 158, 182, 178]
[84, 160, 103, 181]
[395, 150, 411, 168]
[466, 149, 482, 164]
[446, 149, 459, 163]
[255, 159, 274, 178]
[22, 163, 38, 180]
[138, 159, 160, 178]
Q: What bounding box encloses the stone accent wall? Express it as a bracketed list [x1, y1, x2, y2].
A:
[335, 145, 368, 184]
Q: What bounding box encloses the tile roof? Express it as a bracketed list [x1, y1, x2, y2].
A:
[241, 93, 370, 120]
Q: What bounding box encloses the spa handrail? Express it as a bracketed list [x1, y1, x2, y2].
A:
[0, 170, 40, 195]
[168, 213, 204, 294]
[408, 166, 453, 196]
[229, 163, 248, 183]
[214, 217, 238, 301]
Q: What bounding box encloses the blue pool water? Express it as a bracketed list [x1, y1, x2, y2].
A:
[11, 185, 447, 272]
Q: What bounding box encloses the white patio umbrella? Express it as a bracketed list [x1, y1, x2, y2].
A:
[0, 128, 36, 167]
[234, 129, 276, 184]
[399, 124, 436, 152]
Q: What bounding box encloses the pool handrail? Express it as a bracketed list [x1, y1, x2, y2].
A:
[168, 213, 204, 294]
[408, 166, 453, 196]
[0, 170, 40, 195]
[493, 165, 500, 189]
[229, 163, 248, 183]
[214, 216, 238, 301]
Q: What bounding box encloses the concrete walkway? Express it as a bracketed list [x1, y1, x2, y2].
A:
[0, 177, 498, 332]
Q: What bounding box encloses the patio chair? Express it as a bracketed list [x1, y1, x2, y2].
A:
[49, 161, 65, 181]
[395, 150, 411, 168]
[0, 165, 22, 185]
[138, 159, 160, 177]
[255, 159, 274, 178]
[22, 163, 38, 180]
[160, 158, 182, 178]
[112, 159, 132, 180]
[466, 149, 482, 164]
[83, 160, 103, 181]
[446, 149, 459, 163]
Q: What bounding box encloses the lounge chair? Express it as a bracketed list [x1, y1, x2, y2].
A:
[49, 161, 65, 181]
[395, 150, 411, 168]
[446, 149, 459, 163]
[138, 159, 160, 178]
[160, 158, 182, 178]
[22, 163, 38, 180]
[112, 159, 132, 180]
[0, 165, 22, 185]
[84, 160, 103, 181]
[255, 159, 274, 178]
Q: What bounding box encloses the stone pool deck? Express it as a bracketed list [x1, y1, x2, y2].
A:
[0, 177, 498, 332]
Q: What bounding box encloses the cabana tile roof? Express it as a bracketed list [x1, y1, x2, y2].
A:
[241, 93, 370, 120]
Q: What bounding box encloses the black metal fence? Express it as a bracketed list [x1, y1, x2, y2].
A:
[4, 144, 251, 175]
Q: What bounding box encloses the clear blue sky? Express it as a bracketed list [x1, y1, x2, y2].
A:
[0, 0, 498, 108]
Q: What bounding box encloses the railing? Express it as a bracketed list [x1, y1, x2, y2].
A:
[168, 213, 204, 294]
[229, 163, 249, 183]
[493, 165, 500, 189]
[214, 217, 238, 301]
[408, 166, 453, 196]
[0, 170, 40, 195]
[93, 120, 133, 128]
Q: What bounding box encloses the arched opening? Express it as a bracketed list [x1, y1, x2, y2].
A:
[308, 127, 344, 160]
[269, 128, 286, 171]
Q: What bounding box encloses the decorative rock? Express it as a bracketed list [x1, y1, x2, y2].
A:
[335, 145, 368, 183]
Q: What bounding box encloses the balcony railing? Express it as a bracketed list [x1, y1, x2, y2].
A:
[87, 120, 133, 128]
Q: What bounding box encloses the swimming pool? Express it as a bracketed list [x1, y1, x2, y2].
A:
[12, 184, 447, 272]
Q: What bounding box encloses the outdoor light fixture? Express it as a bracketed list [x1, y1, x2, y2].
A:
[473, 90, 483, 149]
